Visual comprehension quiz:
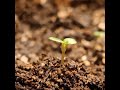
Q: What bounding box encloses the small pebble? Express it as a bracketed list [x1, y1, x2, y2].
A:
[95, 45, 102, 51]
[20, 55, 29, 64]
[40, 0, 47, 5]
[83, 60, 90, 66]
[57, 8, 72, 19]
[98, 22, 105, 30]
[16, 53, 22, 59]
[102, 58, 105, 64]
[81, 40, 92, 48]
[25, 64, 33, 69]
[41, 63, 45, 67]
[39, 70, 44, 75]
[32, 76, 36, 80]
[33, 0, 47, 5]
[21, 36, 28, 42]
[81, 55, 87, 61]
[46, 81, 50, 85]
[57, 79, 63, 82]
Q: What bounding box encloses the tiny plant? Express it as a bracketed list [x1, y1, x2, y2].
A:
[49, 37, 77, 66]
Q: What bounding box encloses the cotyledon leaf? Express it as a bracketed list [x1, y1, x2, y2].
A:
[49, 37, 63, 43]
[63, 38, 77, 44]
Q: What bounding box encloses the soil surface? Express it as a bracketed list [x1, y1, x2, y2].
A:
[15, 0, 105, 90]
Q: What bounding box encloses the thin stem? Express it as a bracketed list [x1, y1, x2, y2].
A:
[61, 49, 65, 65]
[61, 43, 67, 66]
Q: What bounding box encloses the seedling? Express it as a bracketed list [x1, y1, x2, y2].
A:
[49, 37, 77, 66]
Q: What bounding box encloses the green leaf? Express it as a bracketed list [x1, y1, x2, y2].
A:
[49, 37, 63, 43]
[63, 38, 77, 44]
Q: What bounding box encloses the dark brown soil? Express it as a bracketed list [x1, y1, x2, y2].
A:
[16, 56, 104, 90]
[15, 0, 105, 90]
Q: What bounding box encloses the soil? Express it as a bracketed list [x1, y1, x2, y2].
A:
[15, 0, 105, 90]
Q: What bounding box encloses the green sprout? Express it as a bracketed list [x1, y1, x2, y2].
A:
[49, 37, 77, 66]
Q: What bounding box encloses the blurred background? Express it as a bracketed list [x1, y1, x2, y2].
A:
[15, 0, 105, 66]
